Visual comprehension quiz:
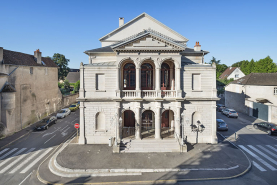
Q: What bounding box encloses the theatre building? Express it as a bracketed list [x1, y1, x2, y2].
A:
[78, 13, 218, 152]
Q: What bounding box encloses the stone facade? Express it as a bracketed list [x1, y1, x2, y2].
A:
[78, 13, 218, 149]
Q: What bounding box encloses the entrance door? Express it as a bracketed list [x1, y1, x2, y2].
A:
[122, 110, 135, 138]
[253, 102, 268, 121]
[141, 110, 155, 138]
[161, 110, 169, 128]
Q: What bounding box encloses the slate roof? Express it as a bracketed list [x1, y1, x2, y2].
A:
[230, 73, 277, 86]
[69, 68, 80, 72]
[219, 67, 238, 79]
[3, 49, 58, 67]
[66, 72, 80, 83]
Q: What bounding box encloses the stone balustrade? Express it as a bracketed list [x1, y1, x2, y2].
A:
[120, 90, 177, 98]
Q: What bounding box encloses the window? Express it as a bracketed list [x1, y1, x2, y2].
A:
[96, 74, 105, 90]
[161, 63, 170, 89]
[123, 63, 136, 90]
[30, 67, 33, 74]
[141, 63, 153, 90]
[192, 74, 201, 90]
[235, 74, 239, 78]
[274, 87, 277, 95]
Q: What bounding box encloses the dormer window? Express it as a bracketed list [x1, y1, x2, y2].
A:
[235, 74, 239, 78]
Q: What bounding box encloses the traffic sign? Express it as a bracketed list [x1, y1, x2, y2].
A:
[74, 123, 80, 129]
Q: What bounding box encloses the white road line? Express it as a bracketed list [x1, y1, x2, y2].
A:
[0, 148, 35, 173]
[248, 145, 277, 166]
[0, 148, 26, 168]
[252, 161, 266, 171]
[60, 125, 69, 131]
[18, 172, 32, 185]
[267, 145, 277, 153]
[239, 145, 277, 171]
[268, 136, 277, 141]
[9, 149, 42, 173]
[44, 134, 56, 144]
[0, 148, 18, 160]
[20, 147, 53, 173]
[0, 148, 9, 155]
[257, 145, 277, 158]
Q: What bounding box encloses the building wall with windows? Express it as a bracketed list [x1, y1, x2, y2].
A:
[78, 13, 219, 148]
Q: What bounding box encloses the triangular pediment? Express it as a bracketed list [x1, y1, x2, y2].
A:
[112, 30, 186, 52]
[100, 13, 188, 44]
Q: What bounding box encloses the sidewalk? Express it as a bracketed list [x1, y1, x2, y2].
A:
[39, 133, 251, 184]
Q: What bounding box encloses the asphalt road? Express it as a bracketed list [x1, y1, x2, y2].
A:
[0, 109, 79, 185]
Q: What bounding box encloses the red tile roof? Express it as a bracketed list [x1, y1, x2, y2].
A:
[3, 49, 58, 67]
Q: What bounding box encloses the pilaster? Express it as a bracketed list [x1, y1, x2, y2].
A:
[78, 102, 85, 144]
[155, 102, 161, 139]
[175, 102, 181, 137]
[79, 62, 85, 98]
[136, 67, 141, 97]
[135, 102, 142, 140]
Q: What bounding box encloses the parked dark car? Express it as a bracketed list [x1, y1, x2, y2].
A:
[253, 122, 277, 135]
[217, 106, 225, 112]
[216, 119, 228, 131]
[35, 116, 57, 131]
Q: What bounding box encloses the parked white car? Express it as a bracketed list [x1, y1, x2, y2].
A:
[222, 108, 230, 115]
[225, 109, 238, 118]
[56, 108, 71, 119]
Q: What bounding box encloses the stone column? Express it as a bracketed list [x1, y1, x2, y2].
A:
[175, 103, 181, 137]
[116, 102, 121, 140]
[115, 67, 121, 98]
[135, 102, 141, 140]
[79, 62, 84, 98]
[170, 68, 174, 90]
[211, 102, 218, 144]
[136, 67, 141, 97]
[155, 102, 161, 139]
[175, 67, 182, 97]
[155, 67, 161, 98]
[79, 101, 85, 144]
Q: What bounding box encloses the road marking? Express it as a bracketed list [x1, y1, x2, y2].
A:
[18, 172, 32, 185]
[257, 145, 277, 159]
[0, 148, 18, 160]
[239, 145, 277, 171]
[266, 145, 277, 152]
[0, 148, 9, 155]
[0, 148, 35, 173]
[267, 136, 277, 141]
[44, 134, 56, 144]
[0, 148, 26, 168]
[248, 145, 277, 166]
[20, 147, 53, 173]
[60, 125, 69, 131]
[61, 127, 70, 137]
[42, 128, 61, 137]
[9, 149, 42, 173]
[252, 161, 266, 171]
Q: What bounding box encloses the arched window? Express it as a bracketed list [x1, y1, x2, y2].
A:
[123, 63, 136, 90]
[141, 63, 153, 90]
[192, 111, 201, 126]
[96, 112, 105, 130]
[161, 63, 170, 90]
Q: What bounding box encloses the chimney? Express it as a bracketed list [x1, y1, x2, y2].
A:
[194, 41, 201, 51]
[0, 47, 3, 63]
[119, 17, 124, 27]
[34, 49, 41, 65]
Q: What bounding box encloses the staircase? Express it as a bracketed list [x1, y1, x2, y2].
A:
[120, 139, 180, 153]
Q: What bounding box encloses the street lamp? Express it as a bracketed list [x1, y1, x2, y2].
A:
[115, 117, 122, 146]
[191, 120, 205, 143]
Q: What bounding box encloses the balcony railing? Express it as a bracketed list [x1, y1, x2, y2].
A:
[121, 90, 177, 98]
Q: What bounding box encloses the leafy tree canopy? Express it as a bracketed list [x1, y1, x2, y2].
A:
[253, 56, 277, 73]
[52, 53, 70, 80]
[216, 64, 228, 79]
[63, 80, 70, 89]
[209, 57, 221, 65]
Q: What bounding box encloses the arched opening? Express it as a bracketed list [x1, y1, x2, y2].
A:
[141, 63, 154, 90]
[161, 63, 170, 90]
[141, 110, 155, 138]
[123, 63, 136, 90]
[122, 110, 135, 138]
[96, 112, 105, 130]
[161, 110, 175, 138]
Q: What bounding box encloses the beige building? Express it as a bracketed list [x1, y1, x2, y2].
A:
[225, 73, 277, 123]
[219, 67, 245, 80]
[78, 13, 218, 152]
[0, 47, 63, 136]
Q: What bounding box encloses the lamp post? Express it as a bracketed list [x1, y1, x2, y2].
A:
[191, 120, 205, 143]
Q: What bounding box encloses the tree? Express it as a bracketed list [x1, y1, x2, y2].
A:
[52, 53, 70, 80]
[209, 57, 221, 65]
[246, 59, 255, 74]
[74, 80, 80, 92]
[216, 64, 228, 79]
[240, 60, 249, 74]
[253, 56, 277, 73]
[63, 80, 70, 89]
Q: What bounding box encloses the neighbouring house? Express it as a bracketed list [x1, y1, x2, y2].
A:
[78, 13, 219, 152]
[66, 69, 80, 83]
[219, 67, 245, 80]
[225, 73, 277, 123]
[0, 47, 77, 136]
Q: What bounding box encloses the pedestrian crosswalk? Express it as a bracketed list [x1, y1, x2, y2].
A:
[239, 145, 277, 172]
[0, 147, 53, 174]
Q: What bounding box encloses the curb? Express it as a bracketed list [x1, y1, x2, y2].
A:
[48, 134, 251, 179]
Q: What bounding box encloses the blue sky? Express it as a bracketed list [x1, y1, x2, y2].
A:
[1, 0, 276, 68]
